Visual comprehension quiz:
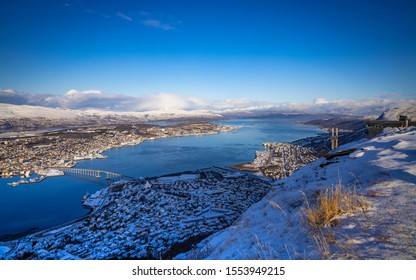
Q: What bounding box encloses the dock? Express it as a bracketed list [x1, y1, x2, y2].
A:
[7, 169, 64, 186]
[7, 176, 46, 186]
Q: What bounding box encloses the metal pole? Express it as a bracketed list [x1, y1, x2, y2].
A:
[335, 127, 339, 148]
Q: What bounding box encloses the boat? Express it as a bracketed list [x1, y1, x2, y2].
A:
[82, 191, 90, 202]
[29, 177, 41, 183]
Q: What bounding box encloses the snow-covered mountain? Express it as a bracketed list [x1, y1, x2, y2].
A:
[177, 127, 416, 259]
[377, 106, 416, 121]
[0, 104, 83, 119]
[0, 103, 221, 122]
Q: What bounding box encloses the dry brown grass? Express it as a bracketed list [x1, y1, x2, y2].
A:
[303, 182, 368, 229]
[367, 190, 378, 197]
[251, 235, 279, 260]
[312, 230, 331, 259]
[301, 181, 370, 259]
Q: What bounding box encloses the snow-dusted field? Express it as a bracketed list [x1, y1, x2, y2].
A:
[177, 127, 416, 259]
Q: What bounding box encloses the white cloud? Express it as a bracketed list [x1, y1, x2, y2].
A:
[85, 9, 95, 14]
[142, 19, 174, 31]
[0, 89, 16, 94]
[0, 89, 134, 111]
[65, 89, 102, 95]
[58, 89, 134, 110]
[314, 97, 329, 105]
[135, 92, 194, 111]
[1, 88, 416, 117]
[140, 11, 150, 17]
[116, 12, 133, 22]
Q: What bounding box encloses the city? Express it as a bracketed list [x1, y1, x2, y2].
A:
[230, 142, 318, 179]
[4, 167, 271, 260]
[0, 123, 235, 178]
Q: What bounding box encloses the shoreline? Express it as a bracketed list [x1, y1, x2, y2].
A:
[1, 123, 237, 179]
[229, 143, 318, 180]
[227, 162, 259, 171]
[69, 125, 237, 170]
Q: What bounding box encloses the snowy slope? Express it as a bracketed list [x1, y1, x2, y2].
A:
[0, 104, 83, 119]
[0, 103, 221, 121]
[177, 127, 416, 259]
[377, 106, 416, 121]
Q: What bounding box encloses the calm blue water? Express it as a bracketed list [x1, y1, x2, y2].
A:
[0, 176, 104, 236]
[0, 118, 322, 236]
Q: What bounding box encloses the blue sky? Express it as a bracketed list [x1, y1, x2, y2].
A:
[0, 0, 415, 105]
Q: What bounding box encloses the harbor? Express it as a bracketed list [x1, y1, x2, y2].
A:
[6, 169, 64, 187]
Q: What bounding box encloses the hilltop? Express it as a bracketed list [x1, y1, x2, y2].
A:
[177, 126, 416, 259]
[377, 106, 416, 121]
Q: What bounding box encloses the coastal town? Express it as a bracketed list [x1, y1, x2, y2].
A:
[0, 123, 235, 178]
[230, 142, 318, 179]
[1, 167, 271, 260]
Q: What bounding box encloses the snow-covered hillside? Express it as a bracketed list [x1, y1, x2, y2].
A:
[0, 103, 221, 121]
[177, 127, 416, 259]
[377, 106, 416, 121]
[0, 104, 83, 119]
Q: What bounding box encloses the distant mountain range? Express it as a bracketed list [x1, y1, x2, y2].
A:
[0, 102, 352, 124]
[0, 101, 415, 133]
[0, 103, 224, 120]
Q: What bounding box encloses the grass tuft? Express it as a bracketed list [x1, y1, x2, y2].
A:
[303, 182, 368, 229]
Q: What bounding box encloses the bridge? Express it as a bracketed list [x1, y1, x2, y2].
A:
[58, 168, 135, 184]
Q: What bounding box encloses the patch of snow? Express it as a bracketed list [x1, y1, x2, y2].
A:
[0, 246, 11, 256]
[349, 149, 365, 158]
[157, 174, 199, 182]
[377, 106, 416, 121]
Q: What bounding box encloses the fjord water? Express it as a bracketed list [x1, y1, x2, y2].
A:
[0, 176, 104, 237]
[77, 118, 322, 178]
[0, 118, 322, 237]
